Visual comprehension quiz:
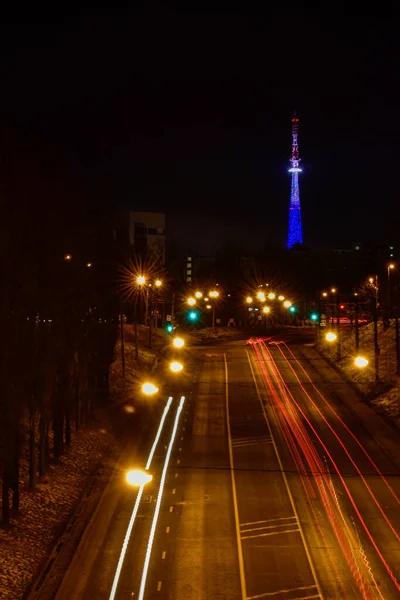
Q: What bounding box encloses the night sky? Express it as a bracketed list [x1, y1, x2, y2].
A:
[1, 6, 400, 254]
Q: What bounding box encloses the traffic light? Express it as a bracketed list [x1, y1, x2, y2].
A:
[289, 306, 297, 313]
[188, 310, 198, 321]
[166, 323, 173, 333]
[310, 312, 319, 321]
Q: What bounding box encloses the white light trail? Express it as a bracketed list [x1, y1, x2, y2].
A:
[109, 396, 173, 600]
[137, 396, 185, 600]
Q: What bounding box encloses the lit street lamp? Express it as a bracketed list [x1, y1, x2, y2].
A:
[325, 332, 337, 342]
[170, 361, 183, 373]
[142, 382, 159, 395]
[263, 306, 270, 313]
[209, 290, 219, 327]
[257, 291, 266, 302]
[173, 337, 185, 348]
[268, 292, 276, 300]
[283, 300, 292, 309]
[388, 263, 395, 314]
[246, 296, 253, 304]
[195, 291, 203, 299]
[126, 469, 153, 487]
[354, 356, 369, 368]
[187, 297, 196, 306]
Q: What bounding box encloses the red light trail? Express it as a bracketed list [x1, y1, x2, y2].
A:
[248, 338, 400, 598]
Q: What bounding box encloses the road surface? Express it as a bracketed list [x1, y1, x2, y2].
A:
[49, 334, 400, 599]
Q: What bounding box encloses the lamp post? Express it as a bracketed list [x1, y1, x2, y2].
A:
[354, 293, 360, 352]
[369, 276, 380, 383]
[120, 305, 126, 378]
[330, 288, 340, 360]
[388, 263, 395, 317]
[209, 290, 219, 328]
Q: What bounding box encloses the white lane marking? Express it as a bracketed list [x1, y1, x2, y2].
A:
[242, 527, 300, 539]
[240, 516, 296, 527]
[174, 473, 178, 478]
[169, 506, 174, 512]
[179, 447, 182, 451]
[166, 526, 170, 533]
[180, 436, 184, 440]
[172, 488, 176, 494]
[161, 551, 166, 559]
[157, 581, 162, 591]
[177, 459, 180, 464]
[224, 354, 247, 600]
[246, 350, 324, 600]
[137, 396, 186, 600]
[247, 584, 318, 599]
[241, 522, 298, 533]
[109, 396, 173, 600]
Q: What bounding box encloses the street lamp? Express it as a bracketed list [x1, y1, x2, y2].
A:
[268, 292, 276, 300]
[195, 291, 203, 299]
[388, 263, 395, 314]
[137, 275, 146, 285]
[142, 382, 159, 395]
[64, 254, 72, 261]
[263, 306, 270, 314]
[325, 332, 337, 342]
[155, 279, 162, 287]
[283, 300, 292, 308]
[209, 290, 219, 327]
[246, 296, 253, 304]
[187, 297, 196, 306]
[278, 295, 285, 301]
[173, 337, 185, 348]
[126, 469, 153, 487]
[170, 361, 183, 373]
[257, 291, 266, 302]
[354, 356, 369, 368]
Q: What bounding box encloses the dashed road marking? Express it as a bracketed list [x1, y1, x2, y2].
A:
[177, 459, 180, 464]
[169, 506, 174, 512]
[172, 488, 176, 494]
[174, 473, 178, 478]
[161, 551, 166, 559]
[157, 581, 162, 591]
[247, 585, 318, 599]
[166, 526, 170, 533]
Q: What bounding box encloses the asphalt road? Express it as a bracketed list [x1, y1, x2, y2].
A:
[51, 333, 400, 600]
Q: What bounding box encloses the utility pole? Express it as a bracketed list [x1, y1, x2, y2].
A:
[120, 306, 125, 378]
[355, 297, 359, 352]
[373, 294, 380, 383]
[395, 308, 400, 376]
[134, 296, 139, 360]
[148, 288, 153, 349]
[336, 296, 341, 360]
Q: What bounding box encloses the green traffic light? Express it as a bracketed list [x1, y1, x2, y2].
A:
[188, 311, 198, 321]
[310, 313, 318, 321]
[289, 306, 296, 313]
[166, 324, 173, 332]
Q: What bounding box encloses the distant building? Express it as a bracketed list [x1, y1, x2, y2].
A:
[183, 254, 216, 285]
[114, 211, 166, 264]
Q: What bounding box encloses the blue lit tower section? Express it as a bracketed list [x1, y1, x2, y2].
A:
[286, 112, 303, 248]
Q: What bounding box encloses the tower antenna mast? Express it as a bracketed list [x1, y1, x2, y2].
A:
[286, 112, 304, 248]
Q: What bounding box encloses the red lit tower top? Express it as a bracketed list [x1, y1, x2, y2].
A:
[289, 111, 302, 173]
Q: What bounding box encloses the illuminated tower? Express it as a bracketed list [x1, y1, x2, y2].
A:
[286, 112, 303, 248]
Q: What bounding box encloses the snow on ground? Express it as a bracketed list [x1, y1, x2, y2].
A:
[190, 327, 245, 344]
[318, 320, 400, 427]
[0, 425, 113, 600]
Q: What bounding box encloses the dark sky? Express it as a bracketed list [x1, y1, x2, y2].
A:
[1, 6, 400, 254]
